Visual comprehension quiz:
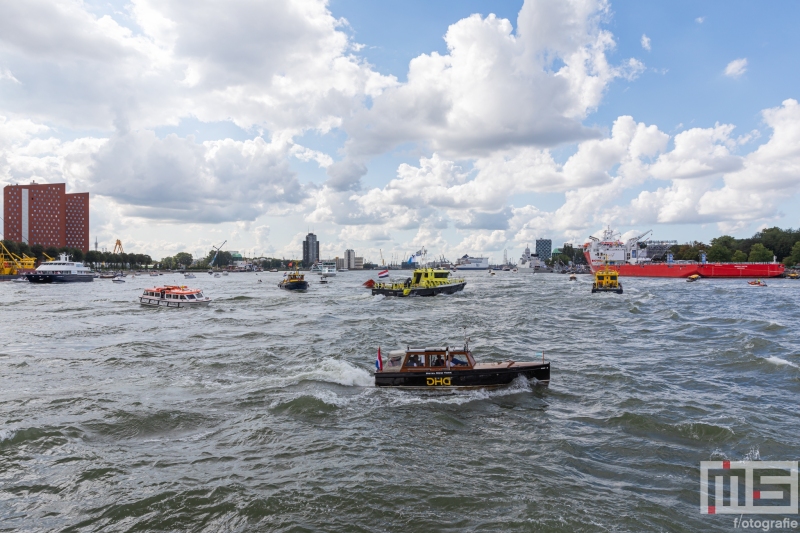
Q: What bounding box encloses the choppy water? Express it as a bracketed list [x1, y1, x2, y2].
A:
[1, 271, 799, 532]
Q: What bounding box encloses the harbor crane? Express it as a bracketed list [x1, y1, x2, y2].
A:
[210, 240, 227, 268]
[112, 240, 124, 254]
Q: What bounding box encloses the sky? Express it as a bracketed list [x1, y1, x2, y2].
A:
[1, 0, 799, 263]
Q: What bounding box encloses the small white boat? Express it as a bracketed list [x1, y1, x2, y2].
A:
[214, 273, 221, 278]
[150, 273, 159, 277]
[13, 277, 28, 283]
[112, 276, 125, 283]
[222, 271, 229, 276]
[184, 273, 196, 279]
[319, 266, 337, 278]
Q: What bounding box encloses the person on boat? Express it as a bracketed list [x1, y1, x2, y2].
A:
[448, 354, 467, 367]
[432, 355, 445, 367]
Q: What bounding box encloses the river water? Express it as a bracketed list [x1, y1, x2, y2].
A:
[1, 271, 799, 532]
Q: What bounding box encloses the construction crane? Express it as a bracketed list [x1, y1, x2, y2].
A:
[210, 240, 227, 269]
[112, 240, 124, 254]
[0, 242, 36, 275]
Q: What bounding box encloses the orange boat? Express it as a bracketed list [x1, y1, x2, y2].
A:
[139, 285, 211, 307]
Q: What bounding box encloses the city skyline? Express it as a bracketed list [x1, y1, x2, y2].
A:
[1, 1, 799, 262]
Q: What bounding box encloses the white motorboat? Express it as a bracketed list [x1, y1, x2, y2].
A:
[12, 277, 28, 283]
[214, 273, 221, 278]
[112, 276, 125, 283]
[26, 253, 94, 283]
[184, 273, 196, 279]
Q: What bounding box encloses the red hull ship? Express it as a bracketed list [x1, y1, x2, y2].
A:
[584, 227, 784, 279]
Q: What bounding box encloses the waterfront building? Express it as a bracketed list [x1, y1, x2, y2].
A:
[302, 232, 320, 267]
[344, 249, 355, 269]
[354, 256, 364, 270]
[335, 257, 344, 270]
[3, 182, 90, 252]
[535, 239, 552, 261]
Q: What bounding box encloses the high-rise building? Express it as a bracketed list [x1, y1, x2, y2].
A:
[302, 232, 319, 267]
[3, 182, 90, 252]
[535, 238, 552, 260]
[65, 192, 89, 251]
[344, 249, 355, 270]
[354, 256, 364, 270]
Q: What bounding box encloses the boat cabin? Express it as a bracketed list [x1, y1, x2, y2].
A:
[594, 269, 619, 289]
[383, 348, 476, 371]
[139, 285, 211, 307]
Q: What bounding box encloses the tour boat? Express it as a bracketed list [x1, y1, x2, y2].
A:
[374, 341, 550, 388]
[371, 268, 466, 297]
[26, 253, 94, 283]
[139, 285, 211, 307]
[278, 270, 308, 291]
[584, 226, 785, 278]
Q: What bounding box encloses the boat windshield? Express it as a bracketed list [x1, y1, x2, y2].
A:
[186, 294, 196, 299]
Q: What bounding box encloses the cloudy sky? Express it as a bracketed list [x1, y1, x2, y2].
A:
[1, 0, 799, 262]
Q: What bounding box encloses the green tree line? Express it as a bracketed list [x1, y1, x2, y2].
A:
[667, 227, 800, 266]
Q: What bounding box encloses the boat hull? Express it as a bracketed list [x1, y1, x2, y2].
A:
[26, 274, 94, 283]
[371, 281, 466, 297]
[583, 251, 784, 278]
[375, 362, 550, 388]
[279, 281, 309, 291]
[139, 297, 211, 308]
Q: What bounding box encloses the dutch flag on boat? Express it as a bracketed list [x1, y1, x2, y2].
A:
[376, 347, 383, 371]
[378, 269, 389, 278]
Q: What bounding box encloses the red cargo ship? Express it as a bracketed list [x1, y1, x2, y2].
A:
[583, 227, 784, 278]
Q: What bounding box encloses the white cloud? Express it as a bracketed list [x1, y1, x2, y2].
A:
[724, 58, 748, 78]
[641, 34, 651, 51]
[695, 16, 705, 24]
[334, 0, 645, 191]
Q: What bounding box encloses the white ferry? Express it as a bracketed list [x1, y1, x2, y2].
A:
[455, 255, 489, 270]
[139, 285, 211, 308]
[26, 253, 94, 283]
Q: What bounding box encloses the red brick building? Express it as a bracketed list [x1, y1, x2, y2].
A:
[3, 182, 90, 252]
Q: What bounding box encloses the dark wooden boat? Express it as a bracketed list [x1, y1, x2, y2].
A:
[375, 344, 549, 388]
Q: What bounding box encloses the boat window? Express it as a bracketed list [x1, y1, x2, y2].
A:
[434, 272, 449, 278]
[413, 273, 422, 284]
[404, 354, 426, 368]
[447, 353, 470, 367]
[180, 295, 186, 299]
[430, 354, 446, 367]
[186, 294, 195, 299]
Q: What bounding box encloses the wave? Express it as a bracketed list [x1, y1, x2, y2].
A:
[281, 358, 374, 388]
[764, 356, 799, 368]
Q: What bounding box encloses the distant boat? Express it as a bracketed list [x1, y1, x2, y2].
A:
[112, 276, 125, 283]
[184, 273, 196, 279]
[279, 270, 309, 291]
